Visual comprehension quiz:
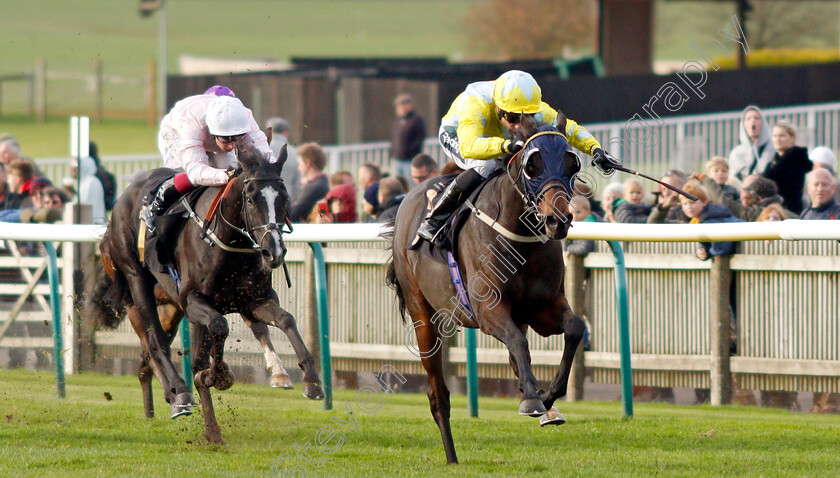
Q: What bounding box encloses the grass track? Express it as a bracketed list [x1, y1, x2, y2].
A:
[1, 369, 839, 477]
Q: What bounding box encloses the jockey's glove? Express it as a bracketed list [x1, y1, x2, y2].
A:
[592, 148, 621, 175]
[504, 140, 525, 155]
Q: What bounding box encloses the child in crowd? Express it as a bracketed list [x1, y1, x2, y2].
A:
[312, 184, 358, 224]
[613, 178, 652, 223]
[705, 157, 740, 203]
[565, 196, 597, 257]
[680, 180, 741, 261]
[601, 182, 624, 223]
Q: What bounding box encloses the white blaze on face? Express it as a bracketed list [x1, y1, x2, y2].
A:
[260, 185, 282, 253]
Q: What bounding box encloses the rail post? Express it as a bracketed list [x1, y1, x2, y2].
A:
[710, 255, 732, 405]
[608, 240, 633, 418]
[565, 253, 587, 401]
[309, 242, 332, 411]
[44, 242, 65, 398]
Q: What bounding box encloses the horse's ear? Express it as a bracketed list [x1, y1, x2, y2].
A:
[237, 144, 260, 173]
[264, 126, 273, 145]
[274, 144, 288, 174]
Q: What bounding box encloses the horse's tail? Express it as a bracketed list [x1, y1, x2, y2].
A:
[84, 228, 130, 330]
[381, 220, 408, 323]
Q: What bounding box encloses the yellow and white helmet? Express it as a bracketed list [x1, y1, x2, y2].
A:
[492, 70, 542, 114]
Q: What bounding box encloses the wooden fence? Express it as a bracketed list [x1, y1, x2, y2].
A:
[4, 231, 837, 402]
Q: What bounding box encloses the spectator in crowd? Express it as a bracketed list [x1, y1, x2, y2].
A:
[362, 182, 380, 221]
[88, 141, 118, 212]
[601, 182, 623, 223]
[565, 196, 597, 257]
[265, 117, 301, 203]
[613, 178, 652, 223]
[0, 185, 66, 224]
[728, 106, 775, 181]
[0, 138, 21, 166]
[358, 162, 381, 191]
[801, 168, 840, 221]
[390, 94, 426, 180]
[330, 170, 355, 187]
[410, 153, 439, 186]
[0, 161, 20, 211]
[313, 183, 358, 224]
[702, 173, 787, 222]
[648, 169, 689, 223]
[800, 168, 840, 413]
[375, 177, 405, 223]
[809, 146, 840, 203]
[755, 203, 790, 222]
[810, 146, 836, 174]
[762, 121, 811, 215]
[71, 155, 106, 224]
[6, 159, 37, 208]
[289, 142, 329, 222]
[705, 157, 739, 203]
[440, 160, 464, 176]
[680, 180, 741, 260]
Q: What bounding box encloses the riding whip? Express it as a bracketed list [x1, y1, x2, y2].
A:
[612, 165, 698, 201]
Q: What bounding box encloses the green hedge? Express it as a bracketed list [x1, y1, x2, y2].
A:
[712, 49, 840, 69]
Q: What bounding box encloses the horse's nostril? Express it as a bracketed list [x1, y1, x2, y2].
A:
[261, 249, 273, 262]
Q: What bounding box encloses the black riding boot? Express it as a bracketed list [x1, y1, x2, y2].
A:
[417, 168, 484, 242]
[141, 177, 181, 232]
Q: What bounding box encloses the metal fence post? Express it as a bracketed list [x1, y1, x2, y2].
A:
[608, 240, 632, 418]
[44, 242, 65, 399]
[309, 242, 332, 411]
[465, 328, 478, 417]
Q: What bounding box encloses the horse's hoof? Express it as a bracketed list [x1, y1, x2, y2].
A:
[169, 393, 192, 419]
[302, 381, 325, 400]
[270, 373, 294, 389]
[539, 407, 566, 426]
[174, 391, 196, 407]
[519, 398, 547, 417]
[213, 362, 235, 391]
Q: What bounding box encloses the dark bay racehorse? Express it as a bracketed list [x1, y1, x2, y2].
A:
[386, 127, 586, 464]
[87, 141, 324, 444]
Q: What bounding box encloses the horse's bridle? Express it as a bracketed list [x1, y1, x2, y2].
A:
[505, 130, 570, 215]
[215, 176, 293, 252]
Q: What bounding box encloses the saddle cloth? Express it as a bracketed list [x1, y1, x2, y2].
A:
[409, 168, 503, 265]
[141, 172, 208, 273]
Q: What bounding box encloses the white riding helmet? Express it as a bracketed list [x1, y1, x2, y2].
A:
[206, 96, 250, 137]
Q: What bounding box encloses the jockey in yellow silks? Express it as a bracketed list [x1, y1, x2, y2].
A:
[417, 69, 620, 242]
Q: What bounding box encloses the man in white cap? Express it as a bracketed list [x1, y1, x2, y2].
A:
[142, 92, 274, 232]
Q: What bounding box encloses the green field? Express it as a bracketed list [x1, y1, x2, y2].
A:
[1, 368, 839, 477]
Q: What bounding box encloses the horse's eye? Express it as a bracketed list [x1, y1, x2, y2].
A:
[524, 153, 542, 179]
[246, 198, 254, 205]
